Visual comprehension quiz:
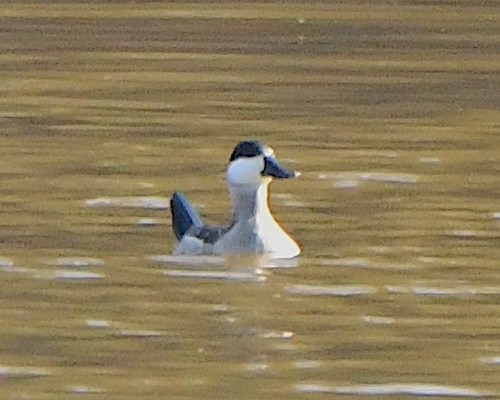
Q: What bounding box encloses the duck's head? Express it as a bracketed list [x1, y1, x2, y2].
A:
[227, 141, 299, 187]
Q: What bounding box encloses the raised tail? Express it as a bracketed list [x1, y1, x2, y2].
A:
[170, 192, 204, 240]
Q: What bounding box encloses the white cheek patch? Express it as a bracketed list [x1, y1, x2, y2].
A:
[227, 156, 264, 186]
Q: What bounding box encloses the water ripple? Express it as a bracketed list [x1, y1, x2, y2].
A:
[297, 383, 493, 397]
[85, 319, 111, 329]
[85, 196, 169, 209]
[84, 319, 165, 338]
[479, 357, 500, 365]
[420, 157, 441, 164]
[53, 270, 105, 280]
[137, 218, 158, 227]
[150, 254, 297, 269]
[386, 286, 500, 297]
[0, 365, 51, 379]
[285, 284, 377, 297]
[0, 257, 14, 267]
[164, 269, 266, 283]
[246, 362, 269, 372]
[66, 386, 103, 394]
[334, 180, 359, 189]
[260, 330, 294, 339]
[43, 257, 105, 268]
[294, 360, 321, 369]
[320, 172, 418, 185]
[149, 254, 225, 266]
[322, 257, 419, 270]
[1, 266, 104, 280]
[361, 315, 396, 325]
[115, 329, 165, 338]
[264, 257, 299, 269]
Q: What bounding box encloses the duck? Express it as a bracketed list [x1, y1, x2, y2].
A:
[170, 140, 301, 259]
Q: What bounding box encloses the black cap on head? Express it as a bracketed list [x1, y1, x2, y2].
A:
[229, 140, 297, 179]
[229, 141, 264, 162]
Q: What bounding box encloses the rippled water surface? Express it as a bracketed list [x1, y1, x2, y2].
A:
[1, 1, 499, 399]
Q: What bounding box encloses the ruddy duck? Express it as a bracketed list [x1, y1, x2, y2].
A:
[171, 141, 300, 259]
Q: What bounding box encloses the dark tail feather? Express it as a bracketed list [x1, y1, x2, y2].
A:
[170, 192, 204, 240]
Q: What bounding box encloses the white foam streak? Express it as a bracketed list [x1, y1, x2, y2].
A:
[286, 284, 377, 297]
[149, 254, 225, 266]
[54, 270, 104, 280]
[321, 172, 418, 185]
[480, 356, 500, 365]
[0, 257, 14, 267]
[164, 269, 266, 282]
[323, 257, 419, 270]
[0, 365, 51, 378]
[85, 196, 169, 209]
[115, 329, 164, 337]
[66, 386, 103, 394]
[44, 257, 104, 267]
[297, 383, 492, 397]
[85, 320, 110, 329]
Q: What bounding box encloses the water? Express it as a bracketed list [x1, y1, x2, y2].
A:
[1, 1, 499, 399]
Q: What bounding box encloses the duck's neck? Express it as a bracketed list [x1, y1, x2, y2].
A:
[230, 182, 272, 223]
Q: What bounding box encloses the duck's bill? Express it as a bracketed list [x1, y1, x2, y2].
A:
[262, 156, 298, 179]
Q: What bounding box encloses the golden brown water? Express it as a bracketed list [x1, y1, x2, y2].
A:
[1, 1, 499, 399]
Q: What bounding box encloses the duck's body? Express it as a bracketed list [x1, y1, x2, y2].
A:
[170, 141, 300, 259]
